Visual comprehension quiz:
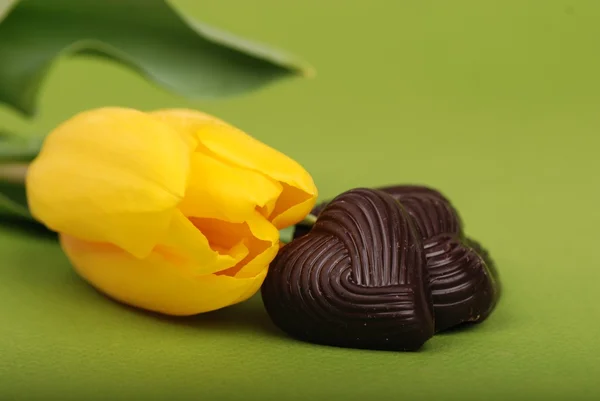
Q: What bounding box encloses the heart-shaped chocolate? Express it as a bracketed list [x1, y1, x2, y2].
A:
[261, 188, 435, 351]
[291, 185, 500, 333]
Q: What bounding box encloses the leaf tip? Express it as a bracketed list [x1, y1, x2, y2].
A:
[300, 64, 317, 79]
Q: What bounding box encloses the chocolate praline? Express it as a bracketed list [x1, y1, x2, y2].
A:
[261, 188, 435, 351]
[291, 185, 500, 333]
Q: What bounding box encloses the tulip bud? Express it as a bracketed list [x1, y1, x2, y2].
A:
[26, 107, 318, 316]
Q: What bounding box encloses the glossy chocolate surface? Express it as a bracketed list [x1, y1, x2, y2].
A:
[378, 185, 462, 238]
[262, 188, 435, 351]
[379, 186, 499, 331]
[424, 234, 498, 331]
[290, 185, 499, 333]
[264, 185, 500, 350]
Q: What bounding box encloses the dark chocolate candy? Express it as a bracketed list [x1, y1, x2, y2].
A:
[291, 185, 499, 333]
[261, 188, 435, 351]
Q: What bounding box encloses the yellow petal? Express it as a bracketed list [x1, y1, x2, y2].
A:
[26, 108, 191, 258]
[61, 234, 268, 316]
[236, 212, 280, 277]
[158, 211, 248, 275]
[151, 108, 318, 228]
[150, 109, 204, 151]
[270, 183, 318, 229]
[195, 122, 315, 192]
[194, 122, 318, 226]
[179, 151, 282, 222]
[151, 108, 279, 220]
[204, 211, 280, 279]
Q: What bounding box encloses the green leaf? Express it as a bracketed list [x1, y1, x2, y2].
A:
[0, 134, 43, 163]
[0, 0, 17, 20]
[0, 0, 313, 116]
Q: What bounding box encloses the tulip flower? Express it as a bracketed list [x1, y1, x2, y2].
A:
[25, 107, 318, 316]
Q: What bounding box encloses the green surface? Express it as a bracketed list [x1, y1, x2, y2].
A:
[1, 0, 600, 400]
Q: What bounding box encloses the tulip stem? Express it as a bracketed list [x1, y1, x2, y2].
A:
[298, 213, 318, 227]
[0, 163, 28, 184]
[278, 214, 317, 245]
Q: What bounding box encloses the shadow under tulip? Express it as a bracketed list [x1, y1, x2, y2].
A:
[132, 294, 287, 339]
[77, 266, 287, 339]
[0, 221, 285, 341]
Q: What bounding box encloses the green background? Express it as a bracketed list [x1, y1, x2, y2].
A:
[2, 0, 600, 400]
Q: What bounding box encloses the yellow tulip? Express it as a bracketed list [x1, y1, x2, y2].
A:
[26, 107, 317, 316]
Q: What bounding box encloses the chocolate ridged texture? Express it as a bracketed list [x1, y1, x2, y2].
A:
[424, 234, 499, 331]
[292, 185, 461, 241]
[377, 185, 463, 239]
[291, 185, 500, 333]
[387, 187, 500, 330]
[262, 188, 435, 351]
